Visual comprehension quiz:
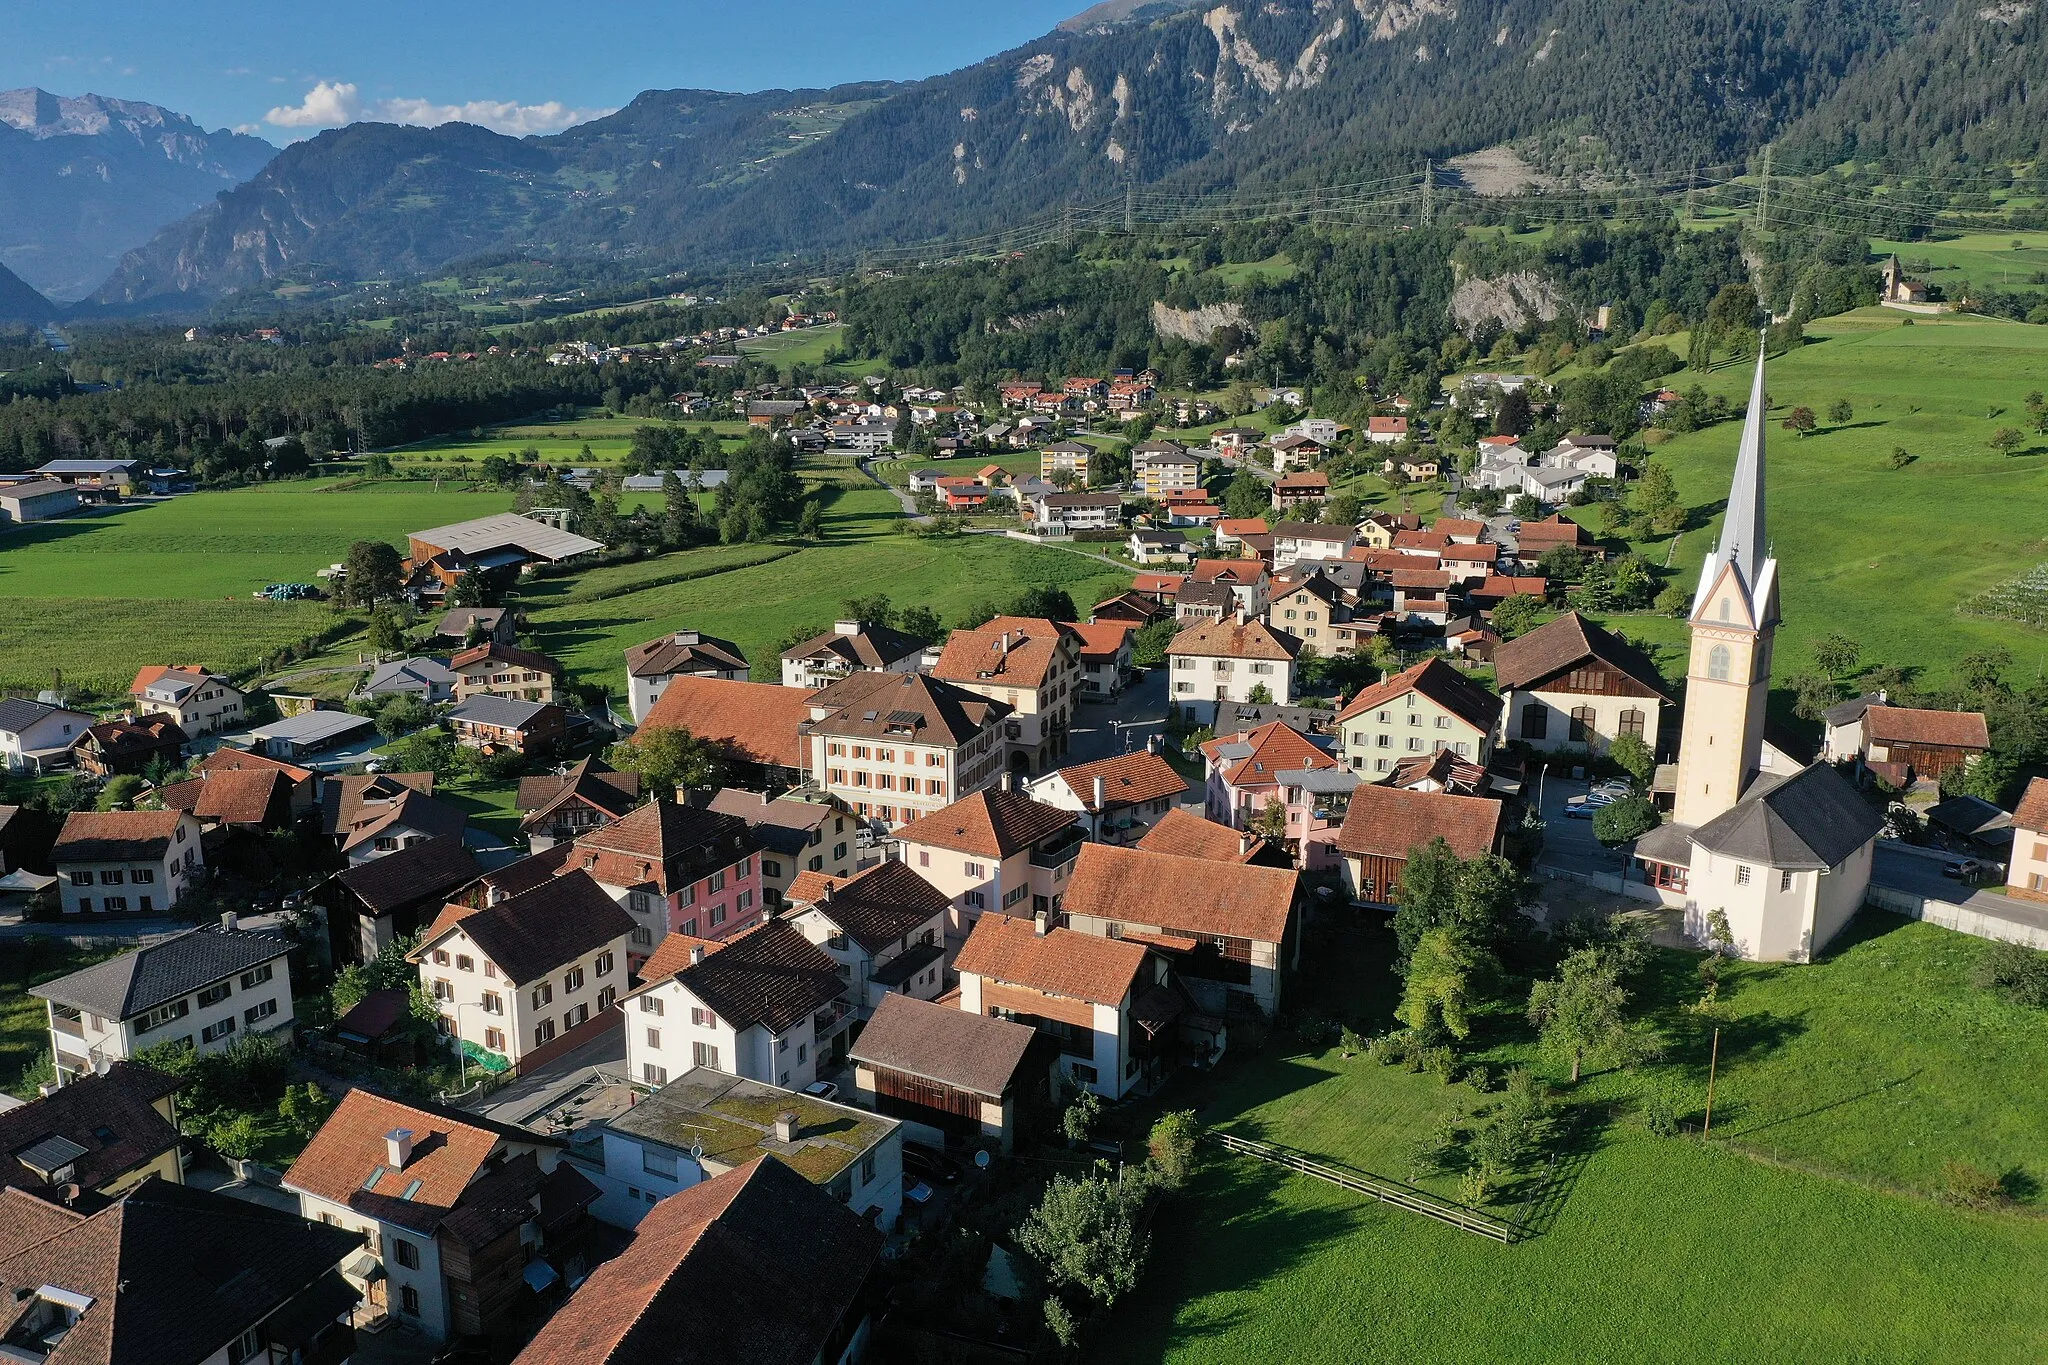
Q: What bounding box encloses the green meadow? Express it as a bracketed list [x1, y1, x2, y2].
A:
[1092, 915, 2048, 1364]
[1581, 309, 2048, 689]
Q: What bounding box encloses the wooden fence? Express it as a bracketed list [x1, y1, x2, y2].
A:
[1207, 1131, 1521, 1243]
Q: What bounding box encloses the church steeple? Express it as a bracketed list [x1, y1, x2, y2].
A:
[1691, 339, 1775, 621]
[1673, 338, 1779, 828]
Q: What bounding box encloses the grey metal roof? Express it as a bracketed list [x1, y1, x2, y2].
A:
[408, 511, 605, 561]
[448, 694, 554, 729]
[1278, 768, 1360, 794]
[248, 710, 376, 744]
[363, 657, 456, 694]
[0, 697, 78, 735]
[1822, 692, 1882, 727]
[1688, 763, 1883, 871]
[31, 925, 293, 1019]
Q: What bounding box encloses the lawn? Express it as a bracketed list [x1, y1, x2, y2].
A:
[1605, 309, 2048, 688]
[1, 938, 122, 1098]
[389, 411, 752, 471]
[1871, 232, 2048, 300]
[1089, 912, 2048, 1364]
[523, 487, 1130, 688]
[735, 322, 863, 372]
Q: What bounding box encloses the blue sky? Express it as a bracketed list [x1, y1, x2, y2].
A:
[0, 1, 1087, 140]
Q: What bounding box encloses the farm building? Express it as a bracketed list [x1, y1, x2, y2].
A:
[246, 709, 376, 762]
[0, 479, 80, 524]
[405, 512, 605, 573]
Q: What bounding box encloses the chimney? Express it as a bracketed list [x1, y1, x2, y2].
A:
[1034, 911, 1050, 937]
[772, 1112, 800, 1143]
[689, 945, 705, 966]
[999, 632, 1010, 655]
[219, 911, 238, 932]
[1000, 770, 1014, 793]
[386, 1128, 415, 1168]
[1092, 775, 1106, 811]
[1240, 832, 1255, 856]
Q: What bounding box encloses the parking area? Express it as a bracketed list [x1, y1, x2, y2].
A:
[1533, 772, 1635, 877]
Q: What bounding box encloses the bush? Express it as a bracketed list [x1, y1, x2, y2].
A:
[1409, 1115, 1464, 1178]
[206, 1112, 266, 1162]
[1937, 1160, 2009, 1210]
[1593, 796, 1660, 846]
[1367, 1032, 1407, 1066]
[1338, 1025, 1366, 1056]
[1971, 941, 2048, 1008]
[1420, 1046, 1458, 1083]
[1147, 1111, 1201, 1190]
[1060, 1089, 1103, 1145]
[1043, 1297, 1080, 1349]
[1639, 1083, 1683, 1137]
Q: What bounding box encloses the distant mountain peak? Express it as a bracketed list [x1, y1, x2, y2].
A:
[1058, 0, 1205, 33]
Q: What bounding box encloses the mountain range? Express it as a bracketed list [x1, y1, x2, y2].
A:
[25, 0, 2048, 312]
[0, 259, 54, 325]
[0, 89, 275, 302]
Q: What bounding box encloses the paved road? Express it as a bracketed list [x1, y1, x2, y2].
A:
[0, 907, 295, 942]
[1870, 842, 2048, 931]
[1062, 667, 1171, 768]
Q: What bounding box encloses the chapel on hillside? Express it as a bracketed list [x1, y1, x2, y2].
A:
[1631, 343, 1883, 962]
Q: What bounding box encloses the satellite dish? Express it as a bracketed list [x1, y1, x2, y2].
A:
[973, 1149, 991, 1170]
[689, 1143, 704, 1162]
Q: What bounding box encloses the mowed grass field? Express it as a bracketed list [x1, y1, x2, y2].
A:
[1092, 915, 2048, 1364]
[389, 411, 753, 471]
[523, 486, 1131, 686]
[1582, 309, 2048, 688]
[1871, 232, 2048, 300]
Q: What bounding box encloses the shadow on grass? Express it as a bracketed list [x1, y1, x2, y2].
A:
[1508, 1099, 1615, 1240]
[1719, 1068, 1922, 1143]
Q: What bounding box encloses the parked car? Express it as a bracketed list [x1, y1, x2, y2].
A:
[802, 1080, 839, 1102]
[1563, 802, 1598, 820]
[1566, 792, 1617, 812]
[904, 1180, 935, 1207]
[902, 1143, 958, 1185]
[1591, 779, 1634, 798]
[1942, 857, 1983, 881]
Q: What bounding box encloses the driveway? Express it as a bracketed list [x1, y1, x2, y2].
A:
[1062, 667, 1171, 768]
[1531, 773, 1632, 879]
[1871, 843, 2048, 933]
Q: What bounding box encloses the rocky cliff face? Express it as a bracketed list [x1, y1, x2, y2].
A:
[0, 89, 275, 301]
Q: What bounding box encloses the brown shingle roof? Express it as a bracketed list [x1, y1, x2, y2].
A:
[2014, 777, 2048, 833]
[193, 746, 313, 784]
[79, 717, 186, 761]
[1167, 618, 1299, 662]
[1043, 751, 1187, 812]
[1134, 808, 1267, 862]
[1334, 784, 1503, 860]
[1063, 843, 1295, 944]
[52, 809, 187, 862]
[931, 616, 1075, 691]
[510, 1155, 882, 1365]
[1190, 558, 1265, 585]
[516, 756, 640, 827]
[1492, 610, 1669, 697]
[1202, 721, 1338, 789]
[1514, 514, 1589, 549]
[783, 860, 950, 954]
[411, 870, 632, 985]
[331, 835, 482, 914]
[849, 993, 1037, 1099]
[641, 919, 844, 1034]
[0, 1063, 181, 1201]
[626, 630, 750, 679]
[1865, 705, 1991, 751]
[450, 642, 564, 676]
[778, 622, 926, 670]
[804, 669, 1007, 746]
[320, 772, 435, 835]
[1335, 657, 1503, 732]
[641, 676, 813, 770]
[893, 789, 1078, 859]
[955, 915, 1148, 1007]
[191, 766, 293, 827]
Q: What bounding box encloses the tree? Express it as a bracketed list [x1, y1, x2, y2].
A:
[1391, 840, 1529, 965]
[1060, 1088, 1102, 1144]
[1222, 470, 1269, 519]
[1813, 632, 1861, 680]
[1148, 1111, 1201, 1190]
[612, 726, 724, 797]
[796, 500, 824, 539]
[1989, 426, 2027, 456]
[1526, 947, 1655, 1082]
[1827, 398, 1854, 426]
[1246, 682, 1275, 704]
[383, 727, 462, 781]
[367, 607, 407, 656]
[375, 693, 431, 739]
[1250, 797, 1287, 842]
[1014, 1174, 1149, 1308]
[96, 774, 144, 811]
[897, 604, 942, 641]
[1790, 671, 1845, 722]
[2027, 390, 2048, 435]
[1888, 446, 1914, 470]
[1490, 594, 1550, 640]
[1592, 796, 1660, 846]
[1398, 928, 1485, 1039]
[1781, 407, 1816, 438]
[1128, 617, 1177, 668]
[1509, 493, 1543, 521]
[344, 539, 403, 608]
[1632, 460, 1678, 522]
[1607, 733, 1655, 787]
[1010, 585, 1079, 622]
[278, 1082, 334, 1140]
[363, 453, 395, 478]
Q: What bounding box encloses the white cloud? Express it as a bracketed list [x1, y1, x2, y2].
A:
[265, 80, 361, 128]
[264, 81, 611, 137]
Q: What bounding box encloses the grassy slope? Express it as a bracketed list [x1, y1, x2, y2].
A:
[1094, 914, 2048, 1364]
[1871, 232, 2048, 300]
[1583, 310, 2048, 687]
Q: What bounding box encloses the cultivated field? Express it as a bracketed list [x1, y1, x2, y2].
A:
[1093, 915, 2048, 1364]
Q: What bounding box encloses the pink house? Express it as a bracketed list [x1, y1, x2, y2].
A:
[1275, 768, 1363, 873]
[1199, 721, 1342, 831]
[572, 802, 766, 963]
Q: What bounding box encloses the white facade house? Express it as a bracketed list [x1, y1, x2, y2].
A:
[410, 871, 634, 1070]
[623, 630, 750, 723]
[33, 921, 294, 1085]
[622, 919, 846, 1092]
[1165, 619, 1300, 726]
[0, 697, 94, 773]
[781, 860, 952, 1018]
[52, 809, 205, 917]
[892, 788, 1087, 939]
[779, 619, 928, 690]
[130, 667, 245, 737]
[584, 1069, 904, 1232]
[1491, 611, 1669, 757]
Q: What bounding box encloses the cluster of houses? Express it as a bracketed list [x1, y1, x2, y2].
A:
[542, 310, 836, 369]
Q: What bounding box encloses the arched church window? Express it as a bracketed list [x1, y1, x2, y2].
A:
[1708, 645, 1731, 681]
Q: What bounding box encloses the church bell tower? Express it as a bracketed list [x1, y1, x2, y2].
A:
[1672, 342, 1780, 829]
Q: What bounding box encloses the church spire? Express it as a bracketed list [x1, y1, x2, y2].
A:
[1692, 337, 1772, 615]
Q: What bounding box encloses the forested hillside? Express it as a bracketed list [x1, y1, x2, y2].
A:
[88, 0, 1976, 309]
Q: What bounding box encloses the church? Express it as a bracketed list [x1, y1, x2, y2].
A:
[1632, 343, 1884, 962]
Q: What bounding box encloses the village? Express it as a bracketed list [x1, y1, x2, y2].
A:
[1, 322, 2045, 1365]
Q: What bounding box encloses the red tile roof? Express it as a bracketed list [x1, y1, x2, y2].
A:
[1865, 705, 1991, 750]
[1433, 518, 1487, 539]
[1067, 620, 1137, 662]
[2014, 777, 2048, 832]
[1514, 515, 1589, 548]
[1134, 808, 1267, 862]
[191, 766, 293, 827]
[1201, 721, 1337, 789]
[1334, 784, 1502, 860]
[894, 789, 1077, 859]
[53, 809, 187, 862]
[1191, 558, 1266, 585]
[1063, 843, 1296, 944]
[641, 676, 813, 770]
[954, 914, 1148, 1007]
[1336, 658, 1503, 732]
[1167, 618, 1299, 662]
[449, 642, 564, 676]
[284, 1089, 505, 1235]
[931, 616, 1075, 691]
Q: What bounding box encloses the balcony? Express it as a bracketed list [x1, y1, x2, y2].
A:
[50, 1013, 84, 1039]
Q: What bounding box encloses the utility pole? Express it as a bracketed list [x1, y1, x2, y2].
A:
[1061, 202, 1074, 249]
[1757, 143, 1773, 235]
[1702, 1026, 1722, 1136]
[1684, 157, 1698, 225]
[1124, 176, 1136, 234]
[1421, 159, 1435, 229]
